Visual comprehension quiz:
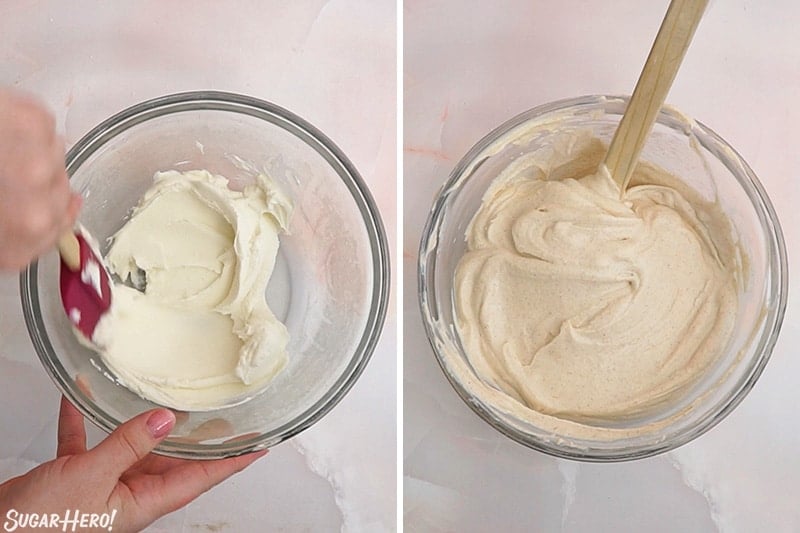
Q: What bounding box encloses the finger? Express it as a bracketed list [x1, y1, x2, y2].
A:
[86, 408, 176, 480]
[125, 454, 185, 477]
[43, 135, 66, 190]
[48, 170, 72, 221]
[8, 92, 56, 145]
[169, 418, 234, 445]
[75, 373, 95, 401]
[138, 450, 268, 516]
[54, 191, 82, 237]
[133, 432, 261, 476]
[49, 135, 66, 182]
[20, 195, 76, 266]
[223, 432, 261, 444]
[57, 396, 87, 457]
[65, 192, 82, 227]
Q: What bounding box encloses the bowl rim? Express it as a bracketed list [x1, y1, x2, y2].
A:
[20, 90, 390, 459]
[417, 94, 788, 462]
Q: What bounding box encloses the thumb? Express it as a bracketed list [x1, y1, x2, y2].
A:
[88, 408, 176, 479]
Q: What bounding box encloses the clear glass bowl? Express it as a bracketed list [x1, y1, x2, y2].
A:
[21, 91, 389, 459]
[418, 95, 787, 461]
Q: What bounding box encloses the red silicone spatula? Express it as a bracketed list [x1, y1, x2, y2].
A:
[58, 230, 112, 340]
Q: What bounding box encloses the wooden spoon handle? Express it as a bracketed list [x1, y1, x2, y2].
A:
[604, 0, 709, 192]
[58, 231, 80, 271]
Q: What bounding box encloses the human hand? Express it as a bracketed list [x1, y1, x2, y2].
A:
[0, 89, 81, 270]
[0, 397, 267, 532]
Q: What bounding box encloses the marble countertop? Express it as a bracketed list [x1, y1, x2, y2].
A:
[0, 2, 396, 531]
[404, 1, 799, 531]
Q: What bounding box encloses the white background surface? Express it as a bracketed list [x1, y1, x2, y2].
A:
[0, 1, 396, 532]
[404, 1, 799, 532]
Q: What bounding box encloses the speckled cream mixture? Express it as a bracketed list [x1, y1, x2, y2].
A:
[455, 131, 740, 427]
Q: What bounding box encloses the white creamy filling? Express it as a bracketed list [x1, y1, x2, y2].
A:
[92, 169, 293, 411]
[455, 133, 740, 424]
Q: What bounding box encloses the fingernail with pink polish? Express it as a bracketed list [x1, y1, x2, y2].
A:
[146, 409, 175, 439]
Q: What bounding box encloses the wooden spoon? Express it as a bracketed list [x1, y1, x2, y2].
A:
[58, 230, 112, 340]
[603, 0, 709, 192]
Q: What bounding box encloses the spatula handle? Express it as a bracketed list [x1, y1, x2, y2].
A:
[58, 231, 80, 271]
[604, 0, 708, 192]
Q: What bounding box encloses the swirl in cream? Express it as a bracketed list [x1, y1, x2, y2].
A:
[455, 134, 740, 422]
[92, 169, 292, 411]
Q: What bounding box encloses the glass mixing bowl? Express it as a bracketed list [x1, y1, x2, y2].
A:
[419, 95, 787, 461]
[21, 91, 389, 459]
